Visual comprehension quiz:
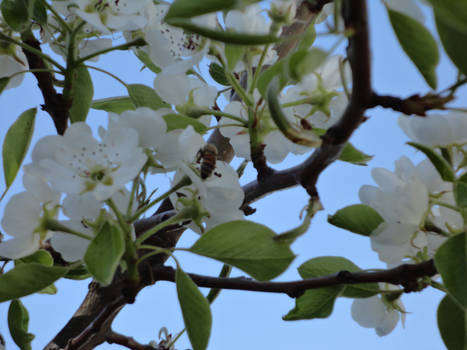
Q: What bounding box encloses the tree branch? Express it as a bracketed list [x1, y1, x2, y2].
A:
[106, 331, 157, 350]
[370, 92, 454, 116]
[20, 31, 70, 135]
[152, 260, 437, 298]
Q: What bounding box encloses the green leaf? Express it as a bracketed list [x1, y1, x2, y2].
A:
[437, 295, 467, 350]
[190, 220, 295, 281]
[283, 286, 344, 321]
[64, 265, 91, 280]
[84, 222, 125, 285]
[30, 0, 47, 25]
[2, 107, 36, 189]
[15, 250, 53, 267]
[288, 48, 328, 82]
[166, 19, 280, 45]
[128, 84, 170, 110]
[428, 0, 467, 33]
[91, 96, 136, 114]
[176, 267, 212, 350]
[15, 250, 57, 294]
[163, 113, 208, 134]
[165, 0, 238, 20]
[328, 204, 384, 237]
[434, 232, 467, 309]
[8, 300, 34, 350]
[208, 63, 230, 86]
[455, 173, 467, 208]
[298, 256, 379, 298]
[338, 143, 373, 166]
[407, 142, 455, 181]
[0, 263, 67, 302]
[135, 49, 161, 73]
[1, 0, 30, 32]
[435, 14, 467, 76]
[387, 9, 439, 89]
[224, 44, 245, 71]
[69, 65, 93, 123]
[0, 77, 10, 95]
[257, 59, 288, 98]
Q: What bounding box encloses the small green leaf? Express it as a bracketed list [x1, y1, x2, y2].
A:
[437, 295, 467, 350]
[387, 9, 439, 89]
[190, 220, 295, 281]
[454, 173, 467, 208]
[128, 84, 170, 110]
[15, 250, 53, 267]
[434, 232, 467, 309]
[338, 143, 373, 166]
[15, 250, 57, 294]
[283, 286, 344, 321]
[166, 19, 280, 45]
[176, 267, 212, 350]
[163, 113, 208, 134]
[8, 300, 34, 350]
[288, 48, 328, 82]
[208, 63, 230, 86]
[165, 0, 238, 20]
[0, 263, 67, 302]
[436, 14, 467, 76]
[84, 222, 125, 285]
[328, 204, 384, 236]
[407, 142, 455, 181]
[298, 257, 379, 298]
[135, 49, 161, 73]
[224, 44, 245, 71]
[64, 265, 91, 280]
[69, 65, 93, 123]
[257, 59, 288, 98]
[91, 96, 136, 114]
[2, 107, 36, 189]
[0, 77, 10, 95]
[1, 0, 30, 32]
[30, 0, 47, 25]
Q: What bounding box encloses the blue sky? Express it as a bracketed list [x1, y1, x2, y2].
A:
[0, 1, 464, 349]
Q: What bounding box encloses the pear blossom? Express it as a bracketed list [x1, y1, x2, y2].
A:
[0, 45, 29, 90]
[153, 126, 205, 170]
[153, 73, 216, 125]
[359, 157, 449, 264]
[171, 161, 244, 232]
[30, 122, 147, 201]
[351, 286, 405, 336]
[108, 107, 169, 149]
[141, 3, 215, 74]
[55, 0, 150, 34]
[398, 112, 467, 147]
[0, 192, 55, 259]
[218, 98, 294, 163]
[50, 189, 136, 261]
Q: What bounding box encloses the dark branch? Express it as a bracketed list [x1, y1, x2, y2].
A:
[152, 260, 437, 298]
[106, 331, 158, 350]
[20, 31, 69, 135]
[370, 92, 454, 116]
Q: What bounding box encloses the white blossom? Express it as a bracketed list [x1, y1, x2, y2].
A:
[31, 122, 147, 201]
[351, 287, 405, 336]
[398, 112, 467, 147]
[109, 107, 168, 149]
[0, 46, 29, 90]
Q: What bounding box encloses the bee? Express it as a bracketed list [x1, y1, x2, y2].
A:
[196, 144, 218, 180]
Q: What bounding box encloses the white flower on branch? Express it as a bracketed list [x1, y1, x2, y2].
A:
[30, 122, 147, 201]
[0, 45, 29, 90]
[351, 287, 405, 336]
